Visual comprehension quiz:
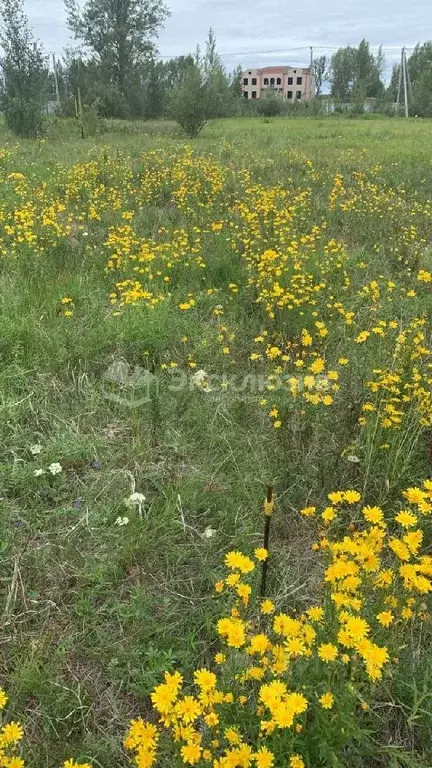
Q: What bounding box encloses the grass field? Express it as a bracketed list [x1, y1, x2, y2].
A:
[0, 115, 431, 768]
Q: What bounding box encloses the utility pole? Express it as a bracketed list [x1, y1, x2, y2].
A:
[406, 53, 414, 105]
[396, 48, 403, 114]
[52, 53, 61, 109]
[309, 46, 314, 99]
[402, 47, 409, 118]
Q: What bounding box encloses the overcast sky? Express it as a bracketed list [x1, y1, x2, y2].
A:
[26, 0, 431, 77]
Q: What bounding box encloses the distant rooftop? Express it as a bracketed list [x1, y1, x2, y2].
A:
[243, 65, 314, 74]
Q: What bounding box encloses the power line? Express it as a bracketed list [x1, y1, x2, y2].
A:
[220, 46, 311, 58]
[155, 44, 415, 62]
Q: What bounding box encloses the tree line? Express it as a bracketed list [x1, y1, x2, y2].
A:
[314, 39, 432, 117]
[0, 0, 431, 139]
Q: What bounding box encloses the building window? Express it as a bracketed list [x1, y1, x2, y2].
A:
[263, 77, 269, 85]
[294, 69, 297, 73]
[287, 91, 293, 99]
[248, 71, 252, 75]
[251, 91, 257, 98]
[252, 77, 257, 85]
[297, 76, 302, 85]
[296, 90, 302, 99]
[243, 78, 248, 85]
[276, 77, 281, 85]
[243, 91, 248, 98]
[270, 77, 275, 86]
[288, 76, 293, 85]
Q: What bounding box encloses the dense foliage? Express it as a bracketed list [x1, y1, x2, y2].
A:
[0, 0, 48, 137]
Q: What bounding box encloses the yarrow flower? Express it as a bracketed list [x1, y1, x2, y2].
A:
[48, 462, 63, 475]
[126, 492, 146, 505]
[125, 491, 146, 519]
[203, 526, 217, 538]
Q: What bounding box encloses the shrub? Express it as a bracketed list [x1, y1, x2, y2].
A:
[257, 93, 282, 117]
[82, 100, 105, 137]
[170, 64, 213, 137]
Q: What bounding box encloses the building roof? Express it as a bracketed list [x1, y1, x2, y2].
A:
[244, 66, 314, 75]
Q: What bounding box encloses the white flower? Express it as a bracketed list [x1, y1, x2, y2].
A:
[34, 469, 46, 477]
[126, 492, 146, 505]
[346, 455, 360, 463]
[48, 462, 63, 476]
[30, 444, 42, 455]
[191, 369, 212, 391]
[191, 369, 208, 385]
[125, 491, 146, 520]
[203, 527, 217, 539]
[115, 516, 129, 526]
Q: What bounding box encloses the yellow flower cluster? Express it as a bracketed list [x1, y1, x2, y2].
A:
[1, 145, 430, 457]
[123, 480, 431, 767]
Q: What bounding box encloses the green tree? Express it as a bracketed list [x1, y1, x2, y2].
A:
[169, 61, 211, 136]
[330, 46, 356, 101]
[383, 63, 400, 109]
[161, 55, 195, 92]
[203, 28, 232, 117]
[170, 30, 233, 135]
[230, 64, 243, 99]
[387, 43, 432, 116]
[65, 0, 169, 103]
[352, 39, 384, 98]
[60, 49, 131, 118]
[144, 60, 164, 119]
[387, 63, 400, 101]
[203, 27, 222, 79]
[330, 40, 385, 101]
[313, 55, 328, 96]
[408, 41, 432, 116]
[0, 0, 48, 137]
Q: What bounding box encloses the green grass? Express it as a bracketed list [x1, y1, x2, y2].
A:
[0, 114, 431, 767]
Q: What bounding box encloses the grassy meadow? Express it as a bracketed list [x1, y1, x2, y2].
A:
[0, 115, 431, 768]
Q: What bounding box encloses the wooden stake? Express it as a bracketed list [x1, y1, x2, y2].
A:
[260, 485, 274, 597]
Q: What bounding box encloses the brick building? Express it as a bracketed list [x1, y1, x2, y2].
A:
[241, 66, 316, 101]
